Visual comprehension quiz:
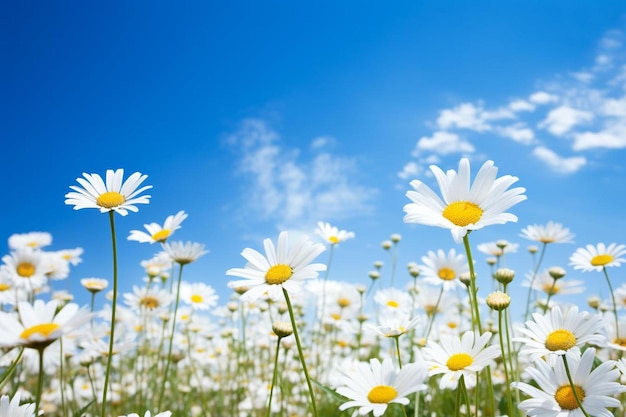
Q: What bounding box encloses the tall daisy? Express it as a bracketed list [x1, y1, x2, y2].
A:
[422, 330, 500, 389]
[569, 243, 626, 272]
[8, 232, 53, 250]
[336, 357, 428, 417]
[514, 305, 607, 365]
[179, 281, 218, 311]
[1, 248, 48, 291]
[419, 248, 469, 291]
[520, 221, 575, 244]
[512, 348, 626, 417]
[65, 169, 152, 215]
[316, 221, 355, 245]
[403, 158, 526, 243]
[128, 210, 188, 244]
[162, 241, 208, 266]
[226, 231, 326, 303]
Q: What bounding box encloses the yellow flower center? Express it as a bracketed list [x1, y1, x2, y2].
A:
[545, 329, 576, 351]
[539, 237, 555, 243]
[442, 201, 483, 227]
[331, 313, 342, 321]
[265, 264, 293, 285]
[20, 323, 60, 340]
[337, 297, 351, 308]
[17, 262, 35, 278]
[27, 241, 38, 248]
[446, 353, 473, 371]
[96, 191, 126, 208]
[613, 337, 626, 347]
[590, 254, 613, 267]
[151, 229, 171, 242]
[140, 296, 160, 309]
[191, 294, 203, 303]
[542, 283, 560, 295]
[0, 284, 10, 291]
[329, 236, 339, 244]
[386, 300, 399, 308]
[554, 384, 585, 410]
[367, 385, 398, 404]
[438, 267, 456, 281]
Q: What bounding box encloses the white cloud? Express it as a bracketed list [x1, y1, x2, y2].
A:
[397, 161, 421, 180]
[601, 97, 626, 116]
[436, 103, 491, 131]
[571, 72, 594, 83]
[529, 91, 558, 104]
[532, 146, 587, 174]
[509, 99, 535, 112]
[310, 135, 335, 149]
[573, 119, 626, 151]
[415, 131, 475, 155]
[227, 119, 376, 227]
[538, 106, 594, 136]
[496, 124, 535, 144]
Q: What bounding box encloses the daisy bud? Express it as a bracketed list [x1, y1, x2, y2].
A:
[381, 240, 392, 250]
[337, 297, 351, 308]
[390, 234, 402, 243]
[548, 266, 566, 280]
[374, 261, 384, 269]
[495, 268, 515, 285]
[486, 291, 511, 311]
[234, 285, 248, 295]
[496, 240, 509, 249]
[277, 302, 288, 314]
[528, 245, 538, 254]
[368, 271, 380, 280]
[227, 302, 238, 312]
[486, 257, 497, 266]
[587, 295, 601, 309]
[357, 314, 368, 323]
[408, 263, 420, 278]
[459, 272, 472, 286]
[356, 285, 367, 294]
[272, 321, 293, 338]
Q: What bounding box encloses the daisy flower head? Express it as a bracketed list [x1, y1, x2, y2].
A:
[336, 357, 428, 417]
[123, 286, 172, 315]
[0, 299, 93, 350]
[226, 231, 326, 303]
[569, 242, 626, 272]
[316, 221, 355, 245]
[65, 169, 152, 216]
[365, 314, 421, 338]
[80, 277, 109, 294]
[422, 330, 500, 389]
[520, 221, 575, 244]
[403, 158, 527, 243]
[1, 248, 48, 290]
[512, 348, 626, 417]
[128, 210, 188, 244]
[419, 248, 469, 291]
[476, 241, 519, 257]
[522, 269, 585, 296]
[373, 287, 413, 316]
[180, 281, 218, 310]
[8, 232, 52, 250]
[0, 392, 36, 417]
[514, 305, 607, 364]
[162, 241, 208, 265]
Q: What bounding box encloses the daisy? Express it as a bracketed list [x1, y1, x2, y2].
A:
[226, 231, 326, 303]
[365, 314, 421, 338]
[162, 241, 208, 265]
[8, 232, 52, 250]
[80, 277, 109, 294]
[514, 305, 607, 364]
[422, 330, 500, 389]
[373, 287, 413, 316]
[336, 357, 428, 417]
[180, 281, 218, 311]
[403, 158, 526, 243]
[316, 221, 355, 245]
[123, 286, 172, 315]
[520, 221, 575, 244]
[55, 247, 84, 266]
[64, 169, 152, 215]
[476, 241, 519, 257]
[512, 348, 626, 417]
[0, 392, 36, 417]
[140, 254, 173, 279]
[1, 248, 48, 290]
[522, 269, 585, 296]
[419, 248, 469, 291]
[569, 242, 626, 272]
[128, 210, 188, 244]
[0, 299, 92, 350]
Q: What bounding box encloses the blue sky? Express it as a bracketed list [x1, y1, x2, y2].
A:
[3, 2, 626, 316]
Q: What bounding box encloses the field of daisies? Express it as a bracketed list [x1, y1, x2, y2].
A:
[1, 158, 626, 417]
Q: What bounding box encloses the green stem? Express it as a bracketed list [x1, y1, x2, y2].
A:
[158, 262, 185, 410]
[267, 337, 282, 417]
[498, 310, 515, 417]
[0, 347, 24, 391]
[562, 355, 591, 417]
[101, 210, 118, 417]
[282, 288, 318, 417]
[602, 267, 620, 341]
[394, 336, 403, 369]
[462, 234, 483, 333]
[523, 243, 547, 321]
[35, 348, 45, 417]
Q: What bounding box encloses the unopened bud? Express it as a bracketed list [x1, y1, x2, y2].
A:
[272, 321, 293, 338]
[495, 268, 515, 285]
[548, 266, 566, 280]
[486, 291, 511, 311]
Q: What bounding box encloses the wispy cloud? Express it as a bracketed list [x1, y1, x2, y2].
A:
[226, 119, 376, 229]
[399, 26, 626, 177]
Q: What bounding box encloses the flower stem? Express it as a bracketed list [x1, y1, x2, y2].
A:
[562, 355, 591, 417]
[267, 337, 282, 417]
[101, 210, 118, 417]
[602, 266, 620, 340]
[523, 242, 547, 321]
[394, 336, 403, 369]
[35, 348, 45, 417]
[497, 310, 515, 417]
[282, 288, 318, 417]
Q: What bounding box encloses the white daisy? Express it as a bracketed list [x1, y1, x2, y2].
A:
[1, 248, 48, 290]
[403, 158, 526, 243]
[520, 221, 575, 244]
[569, 242, 626, 272]
[180, 281, 218, 311]
[316, 221, 355, 245]
[8, 232, 52, 250]
[123, 286, 172, 315]
[365, 314, 421, 338]
[128, 210, 188, 244]
[514, 305, 607, 365]
[512, 348, 626, 417]
[336, 357, 428, 417]
[0, 392, 36, 417]
[476, 241, 519, 257]
[0, 299, 92, 350]
[522, 269, 585, 296]
[65, 168, 152, 215]
[226, 231, 326, 303]
[373, 287, 413, 316]
[419, 248, 468, 291]
[80, 277, 109, 294]
[422, 330, 500, 389]
[162, 241, 208, 265]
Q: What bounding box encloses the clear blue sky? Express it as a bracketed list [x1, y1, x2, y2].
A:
[3, 1, 626, 315]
